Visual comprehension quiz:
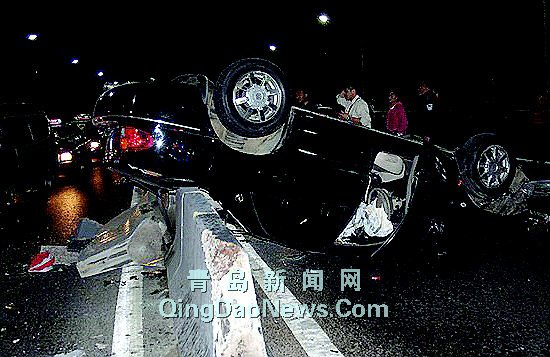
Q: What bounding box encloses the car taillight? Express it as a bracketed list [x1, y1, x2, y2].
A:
[120, 127, 153, 152]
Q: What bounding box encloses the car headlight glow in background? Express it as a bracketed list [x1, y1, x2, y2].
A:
[59, 152, 73, 163]
[90, 141, 100, 150]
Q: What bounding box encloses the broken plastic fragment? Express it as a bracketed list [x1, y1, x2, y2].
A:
[28, 251, 55, 273]
[40, 246, 79, 265]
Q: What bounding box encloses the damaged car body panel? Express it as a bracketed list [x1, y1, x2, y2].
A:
[93, 58, 549, 257]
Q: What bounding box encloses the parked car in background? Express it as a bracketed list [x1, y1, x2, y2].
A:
[0, 102, 56, 215]
[51, 115, 103, 172]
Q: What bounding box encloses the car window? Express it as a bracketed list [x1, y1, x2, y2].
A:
[94, 82, 209, 133]
[54, 123, 83, 137]
[95, 86, 137, 116]
[27, 115, 50, 141]
[135, 86, 204, 113]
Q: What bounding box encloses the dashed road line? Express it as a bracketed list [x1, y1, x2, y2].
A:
[238, 238, 345, 357]
[111, 263, 144, 357]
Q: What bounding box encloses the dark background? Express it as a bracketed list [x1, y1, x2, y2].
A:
[0, 1, 548, 117]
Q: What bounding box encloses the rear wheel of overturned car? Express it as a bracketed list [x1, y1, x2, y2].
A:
[459, 134, 517, 204]
[214, 58, 289, 138]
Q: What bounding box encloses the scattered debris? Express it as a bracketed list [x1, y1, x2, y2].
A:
[103, 279, 117, 287]
[74, 218, 103, 241]
[141, 269, 165, 278]
[95, 343, 108, 350]
[67, 218, 103, 252]
[150, 288, 168, 296]
[76, 202, 165, 278]
[28, 251, 55, 273]
[40, 246, 79, 266]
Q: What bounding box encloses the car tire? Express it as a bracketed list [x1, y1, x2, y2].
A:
[458, 134, 517, 201]
[214, 58, 289, 138]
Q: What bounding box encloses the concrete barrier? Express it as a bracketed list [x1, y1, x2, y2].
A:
[77, 197, 166, 278]
[165, 188, 268, 357]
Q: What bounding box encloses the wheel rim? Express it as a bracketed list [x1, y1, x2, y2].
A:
[476, 144, 511, 189]
[232, 70, 283, 124]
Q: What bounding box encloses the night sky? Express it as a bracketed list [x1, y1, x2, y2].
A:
[0, 1, 547, 116]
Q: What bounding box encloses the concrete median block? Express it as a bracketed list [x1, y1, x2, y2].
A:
[76, 201, 166, 278]
[166, 188, 267, 357]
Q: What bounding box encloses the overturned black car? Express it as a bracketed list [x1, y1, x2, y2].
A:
[93, 58, 549, 257]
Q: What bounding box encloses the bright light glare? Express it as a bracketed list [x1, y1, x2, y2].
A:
[90, 142, 100, 150]
[71, 58, 79, 64]
[97, 71, 104, 77]
[26, 34, 38, 41]
[318, 14, 330, 24]
[268, 44, 277, 51]
[59, 152, 73, 162]
[153, 124, 164, 149]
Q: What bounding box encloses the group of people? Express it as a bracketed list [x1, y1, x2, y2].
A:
[294, 81, 440, 137]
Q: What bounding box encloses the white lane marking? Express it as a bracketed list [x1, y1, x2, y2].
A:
[301, 129, 319, 135]
[298, 148, 318, 156]
[111, 263, 144, 357]
[238, 238, 345, 357]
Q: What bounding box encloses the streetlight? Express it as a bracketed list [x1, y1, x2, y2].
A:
[317, 13, 330, 25]
[268, 44, 277, 52]
[26, 34, 38, 41]
[71, 58, 79, 64]
[97, 71, 104, 77]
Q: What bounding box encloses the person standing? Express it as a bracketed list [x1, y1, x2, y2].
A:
[336, 84, 372, 127]
[416, 80, 439, 113]
[413, 80, 439, 137]
[294, 88, 314, 110]
[386, 90, 407, 135]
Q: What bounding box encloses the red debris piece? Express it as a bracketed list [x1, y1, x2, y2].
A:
[28, 251, 55, 273]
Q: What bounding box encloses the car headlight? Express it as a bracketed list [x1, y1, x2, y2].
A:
[59, 152, 73, 163]
[89, 141, 100, 150]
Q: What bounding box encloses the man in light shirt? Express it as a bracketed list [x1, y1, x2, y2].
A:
[336, 84, 372, 127]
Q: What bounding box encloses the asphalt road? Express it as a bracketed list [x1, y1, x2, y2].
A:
[0, 167, 176, 357]
[0, 166, 548, 356]
[247, 229, 550, 356]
